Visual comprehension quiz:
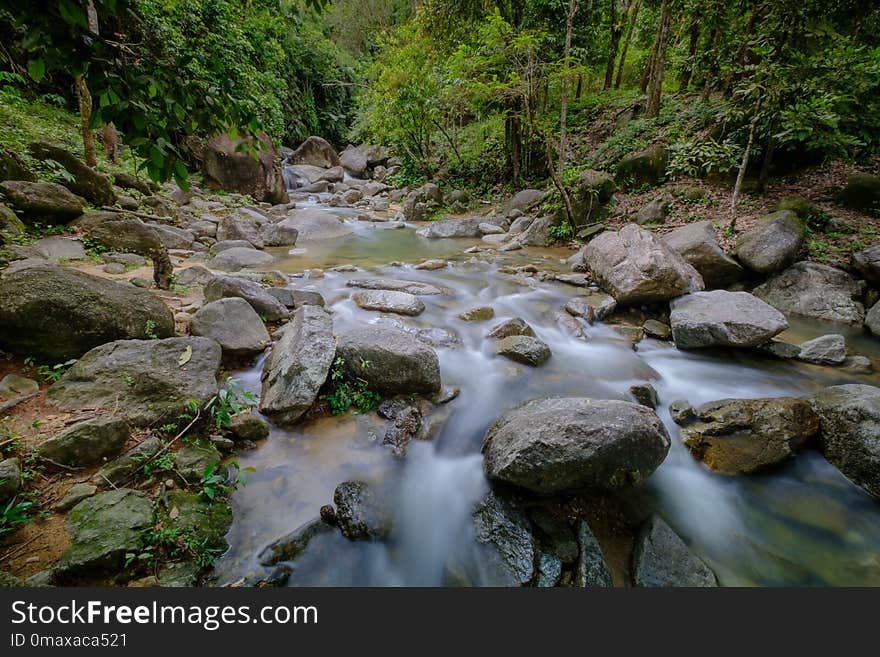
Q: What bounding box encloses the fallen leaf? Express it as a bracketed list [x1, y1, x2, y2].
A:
[169, 506, 180, 520]
[178, 345, 192, 366]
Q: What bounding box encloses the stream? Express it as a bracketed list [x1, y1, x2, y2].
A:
[213, 194, 880, 587]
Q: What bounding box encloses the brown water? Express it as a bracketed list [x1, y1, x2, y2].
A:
[213, 197, 880, 587]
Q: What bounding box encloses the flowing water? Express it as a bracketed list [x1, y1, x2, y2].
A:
[213, 195, 880, 587]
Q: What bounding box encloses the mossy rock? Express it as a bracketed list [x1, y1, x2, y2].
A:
[616, 144, 669, 189]
[837, 172, 880, 211]
[166, 490, 232, 552]
[0, 202, 25, 245]
[174, 442, 222, 482]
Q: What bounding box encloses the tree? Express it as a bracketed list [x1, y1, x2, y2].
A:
[645, 0, 671, 118]
[614, 0, 641, 88]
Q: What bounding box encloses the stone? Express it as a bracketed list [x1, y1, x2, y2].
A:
[258, 518, 335, 566]
[643, 319, 671, 339]
[95, 437, 162, 487]
[259, 305, 335, 425]
[335, 327, 441, 396]
[736, 210, 804, 274]
[852, 242, 880, 285]
[226, 411, 270, 442]
[289, 136, 340, 168]
[174, 443, 221, 482]
[175, 266, 214, 286]
[564, 292, 617, 323]
[333, 481, 391, 540]
[572, 170, 615, 225]
[85, 220, 173, 288]
[842, 355, 873, 374]
[662, 221, 744, 288]
[102, 263, 126, 275]
[54, 483, 97, 513]
[669, 290, 789, 349]
[555, 273, 592, 287]
[0, 264, 174, 361]
[482, 398, 670, 494]
[536, 552, 562, 587]
[457, 306, 494, 322]
[0, 180, 84, 224]
[414, 259, 447, 271]
[0, 458, 21, 503]
[0, 374, 39, 400]
[339, 147, 368, 177]
[479, 222, 505, 235]
[202, 133, 288, 204]
[867, 302, 880, 336]
[575, 520, 613, 587]
[58, 489, 153, 577]
[29, 141, 115, 206]
[11, 236, 87, 261]
[346, 278, 449, 296]
[797, 334, 847, 365]
[635, 196, 671, 225]
[320, 166, 344, 183]
[506, 189, 545, 213]
[204, 275, 289, 321]
[630, 383, 658, 409]
[145, 223, 195, 250]
[669, 399, 694, 423]
[837, 172, 880, 211]
[166, 490, 231, 552]
[808, 385, 880, 499]
[262, 220, 299, 247]
[632, 516, 717, 587]
[583, 224, 704, 305]
[0, 202, 25, 244]
[0, 148, 35, 181]
[49, 338, 221, 426]
[753, 262, 865, 325]
[191, 297, 270, 356]
[216, 214, 263, 248]
[37, 416, 129, 467]
[616, 144, 668, 188]
[496, 336, 551, 366]
[284, 208, 353, 240]
[677, 397, 820, 475]
[515, 215, 555, 246]
[416, 215, 505, 239]
[759, 339, 801, 359]
[352, 289, 425, 316]
[472, 492, 536, 586]
[208, 247, 274, 272]
[487, 318, 536, 340]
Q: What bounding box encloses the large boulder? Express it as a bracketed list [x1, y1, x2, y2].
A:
[259, 305, 335, 425]
[339, 146, 368, 177]
[289, 136, 340, 169]
[29, 141, 115, 206]
[482, 398, 671, 494]
[514, 215, 554, 246]
[472, 492, 536, 586]
[352, 289, 425, 316]
[662, 221, 743, 288]
[284, 208, 353, 240]
[191, 297, 270, 357]
[837, 172, 880, 211]
[416, 215, 505, 239]
[505, 189, 545, 213]
[616, 144, 668, 188]
[0, 264, 173, 361]
[208, 247, 274, 272]
[262, 219, 299, 247]
[735, 210, 804, 274]
[669, 290, 788, 349]
[797, 334, 847, 365]
[753, 262, 865, 325]
[204, 275, 289, 322]
[675, 397, 819, 474]
[346, 278, 450, 296]
[202, 133, 289, 204]
[583, 224, 704, 305]
[335, 327, 441, 396]
[216, 212, 264, 248]
[37, 416, 129, 467]
[632, 516, 717, 587]
[333, 481, 392, 540]
[496, 336, 551, 366]
[571, 170, 615, 225]
[852, 241, 880, 285]
[0, 180, 83, 224]
[48, 337, 221, 426]
[808, 385, 880, 499]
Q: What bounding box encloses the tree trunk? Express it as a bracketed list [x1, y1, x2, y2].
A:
[615, 0, 640, 89]
[558, 0, 578, 179]
[604, 0, 622, 90]
[645, 0, 671, 118]
[102, 123, 119, 164]
[730, 111, 759, 230]
[756, 137, 775, 193]
[639, 36, 656, 93]
[679, 18, 700, 92]
[75, 75, 97, 168]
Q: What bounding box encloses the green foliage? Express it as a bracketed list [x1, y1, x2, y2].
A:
[143, 319, 158, 340]
[23, 357, 76, 384]
[198, 461, 251, 502]
[135, 450, 175, 478]
[322, 357, 381, 415]
[667, 138, 741, 179]
[548, 221, 574, 242]
[204, 378, 257, 429]
[0, 498, 32, 538]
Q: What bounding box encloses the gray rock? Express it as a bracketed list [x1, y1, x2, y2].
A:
[635, 196, 671, 225]
[0, 180, 83, 224]
[175, 266, 214, 286]
[11, 236, 87, 261]
[204, 275, 289, 321]
[457, 306, 494, 322]
[616, 144, 668, 188]
[506, 189, 545, 213]
[352, 289, 425, 316]
[208, 247, 274, 272]
[482, 398, 671, 494]
[852, 242, 880, 285]
[258, 518, 335, 566]
[174, 443, 221, 482]
[289, 136, 340, 168]
[515, 215, 555, 246]
[643, 319, 671, 339]
[212, 239, 257, 253]
[753, 262, 865, 325]
[226, 411, 269, 442]
[54, 483, 97, 512]
[536, 552, 562, 587]
[191, 297, 270, 356]
[339, 147, 368, 177]
[479, 222, 505, 235]
[346, 278, 449, 296]
[866, 302, 880, 336]
[0, 457, 21, 503]
[669, 290, 789, 349]
[842, 355, 873, 374]
[335, 327, 441, 396]
[145, 223, 195, 250]
[808, 384, 880, 499]
[759, 339, 801, 359]
[259, 305, 335, 425]
[662, 221, 744, 288]
[630, 383, 658, 409]
[262, 220, 299, 247]
[217, 212, 265, 248]
[575, 520, 613, 587]
[584, 224, 704, 305]
[797, 334, 847, 365]
[564, 292, 617, 322]
[94, 436, 162, 486]
[49, 338, 221, 426]
[472, 491, 536, 586]
[283, 208, 353, 240]
[416, 216, 505, 239]
[37, 416, 129, 467]
[496, 336, 551, 366]
[414, 258, 447, 271]
[0, 374, 39, 400]
[487, 318, 536, 340]
[632, 516, 717, 587]
[736, 210, 804, 274]
[333, 481, 391, 540]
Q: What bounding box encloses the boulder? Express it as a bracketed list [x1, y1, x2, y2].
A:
[339, 146, 368, 177]
[289, 136, 340, 168]
[191, 297, 270, 357]
[94, 436, 162, 487]
[662, 221, 743, 288]
[496, 336, 551, 366]
[487, 318, 536, 340]
[204, 275, 289, 321]
[808, 384, 880, 499]
[216, 213, 263, 248]
[58, 489, 153, 578]
[208, 247, 274, 272]
[457, 306, 494, 322]
[753, 262, 865, 325]
[632, 516, 717, 587]
[0, 458, 21, 503]
[202, 133, 288, 204]
[144, 223, 195, 250]
[506, 189, 545, 213]
[669, 290, 788, 349]
[55, 483, 97, 513]
[85, 219, 172, 289]
[10, 235, 86, 261]
[333, 481, 392, 540]
[635, 196, 671, 225]
[416, 215, 506, 239]
[285, 208, 353, 240]
[575, 520, 613, 587]
[165, 490, 231, 553]
[797, 334, 847, 365]
[226, 411, 269, 442]
[320, 166, 344, 183]
[867, 302, 880, 336]
[346, 278, 449, 296]
[37, 416, 129, 467]
[515, 215, 554, 246]
[735, 210, 804, 274]
[616, 144, 668, 188]
[335, 327, 441, 396]
[262, 220, 299, 247]
[258, 518, 335, 566]
[472, 492, 536, 586]
[0, 264, 173, 361]
[352, 289, 425, 316]
[0, 202, 25, 244]
[0, 180, 83, 224]
[583, 224, 704, 305]
[837, 172, 880, 211]
[852, 242, 880, 285]
[29, 141, 115, 206]
[49, 337, 221, 426]
[0, 374, 38, 400]
[482, 398, 670, 494]
[564, 291, 617, 322]
[174, 443, 221, 482]
[571, 170, 615, 225]
[676, 397, 819, 474]
[259, 305, 335, 425]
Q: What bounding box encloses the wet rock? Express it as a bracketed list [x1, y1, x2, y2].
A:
[166, 490, 231, 552]
[457, 306, 494, 322]
[353, 289, 425, 316]
[336, 326, 441, 396]
[842, 355, 873, 374]
[260, 305, 335, 425]
[258, 518, 335, 566]
[49, 337, 221, 426]
[204, 275, 289, 321]
[347, 278, 449, 296]
[58, 489, 153, 578]
[0, 180, 83, 224]
[496, 336, 551, 366]
[632, 516, 717, 587]
[668, 399, 694, 423]
[808, 384, 880, 499]
[575, 520, 613, 587]
[642, 319, 671, 340]
[37, 416, 130, 467]
[174, 443, 221, 482]
[482, 398, 671, 494]
[759, 339, 801, 359]
[564, 292, 617, 323]
[202, 133, 288, 204]
[584, 224, 704, 305]
[736, 210, 804, 274]
[528, 508, 578, 563]
[488, 318, 536, 340]
[157, 560, 202, 587]
[662, 221, 744, 288]
[333, 481, 392, 540]
[416, 216, 505, 239]
[382, 405, 422, 458]
[669, 290, 788, 349]
[0, 264, 174, 361]
[0, 458, 21, 503]
[536, 552, 562, 587]
[677, 397, 819, 475]
[630, 383, 658, 409]
[797, 334, 847, 365]
[371, 316, 462, 350]
[753, 262, 865, 325]
[54, 483, 97, 512]
[191, 297, 270, 357]
[260, 220, 299, 248]
[472, 491, 536, 586]
[554, 311, 586, 338]
[226, 411, 269, 442]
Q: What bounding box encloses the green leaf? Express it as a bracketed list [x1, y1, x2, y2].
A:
[27, 59, 45, 83]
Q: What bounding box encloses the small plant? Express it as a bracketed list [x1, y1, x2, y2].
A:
[0, 498, 32, 538]
[29, 358, 76, 383]
[667, 137, 741, 179]
[204, 378, 257, 429]
[548, 222, 574, 242]
[144, 319, 158, 340]
[198, 461, 252, 502]
[322, 357, 381, 415]
[135, 450, 175, 477]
